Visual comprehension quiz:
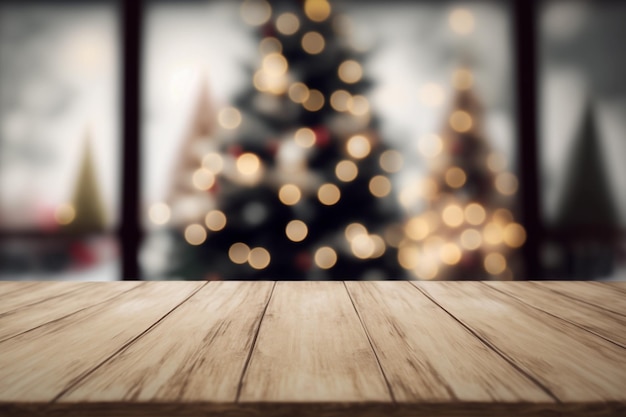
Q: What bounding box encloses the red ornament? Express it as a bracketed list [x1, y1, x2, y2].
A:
[262, 24, 276, 38]
[228, 145, 243, 157]
[294, 251, 312, 271]
[69, 242, 97, 269]
[312, 126, 331, 147]
[266, 139, 280, 157]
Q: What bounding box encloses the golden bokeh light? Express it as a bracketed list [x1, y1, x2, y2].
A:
[370, 234, 386, 258]
[315, 246, 337, 269]
[483, 222, 504, 245]
[149, 203, 170, 225]
[449, 110, 473, 132]
[303, 89, 325, 111]
[405, 217, 429, 241]
[398, 245, 419, 270]
[495, 172, 519, 196]
[415, 258, 439, 280]
[304, 0, 331, 22]
[445, 166, 467, 188]
[335, 160, 358, 182]
[493, 208, 514, 224]
[229, 242, 250, 264]
[440, 242, 462, 265]
[338, 60, 363, 84]
[184, 224, 207, 246]
[419, 83, 446, 107]
[464, 203, 486, 225]
[262, 53, 288, 76]
[205, 210, 227, 232]
[487, 152, 507, 172]
[202, 152, 224, 174]
[279, 184, 302, 205]
[236, 153, 261, 176]
[302, 31, 325, 54]
[449, 8, 475, 35]
[286, 220, 308, 242]
[346, 135, 371, 159]
[369, 175, 392, 198]
[288, 82, 310, 103]
[318, 183, 341, 205]
[352, 234, 375, 259]
[442, 204, 464, 227]
[453, 68, 474, 90]
[345, 223, 367, 242]
[417, 134, 443, 158]
[276, 12, 300, 35]
[54, 203, 75, 225]
[484, 252, 507, 275]
[379, 150, 404, 173]
[294, 127, 316, 148]
[503, 223, 526, 248]
[240, 0, 272, 26]
[259, 37, 282, 55]
[460, 228, 482, 250]
[348, 95, 370, 116]
[249, 247, 271, 269]
[330, 90, 352, 112]
[218, 107, 242, 129]
[192, 168, 216, 190]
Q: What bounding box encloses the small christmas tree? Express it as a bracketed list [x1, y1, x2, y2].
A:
[400, 66, 526, 280]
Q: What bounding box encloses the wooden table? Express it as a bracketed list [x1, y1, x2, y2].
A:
[0, 281, 624, 417]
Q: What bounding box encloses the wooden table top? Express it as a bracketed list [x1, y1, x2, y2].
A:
[0, 281, 624, 417]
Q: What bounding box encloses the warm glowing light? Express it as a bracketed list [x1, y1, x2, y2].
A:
[419, 83, 445, 107]
[315, 246, 337, 269]
[461, 228, 482, 250]
[263, 53, 288, 76]
[241, 0, 272, 26]
[338, 60, 363, 84]
[259, 37, 282, 55]
[445, 167, 467, 188]
[352, 234, 375, 259]
[205, 210, 226, 231]
[335, 160, 358, 182]
[330, 90, 352, 112]
[318, 183, 341, 205]
[305, 0, 331, 22]
[442, 204, 464, 227]
[424, 236, 446, 254]
[149, 203, 170, 225]
[453, 68, 473, 90]
[487, 152, 507, 172]
[484, 222, 504, 245]
[302, 31, 325, 54]
[202, 152, 224, 174]
[346, 135, 371, 159]
[253, 70, 288, 94]
[192, 169, 215, 190]
[449, 8, 475, 35]
[495, 172, 519, 196]
[398, 245, 419, 269]
[348, 95, 370, 116]
[369, 175, 392, 198]
[465, 203, 486, 225]
[493, 209, 514, 224]
[279, 184, 302, 205]
[276, 12, 300, 35]
[415, 258, 439, 280]
[406, 217, 429, 241]
[249, 247, 271, 269]
[229, 243, 250, 264]
[286, 220, 308, 242]
[440, 242, 462, 265]
[236, 153, 261, 176]
[449, 110, 473, 132]
[184, 224, 207, 245]
[218, 107, 242, 129]
[345, 223, 367, 242]
[288, 83, 310, 103]
[484, 252, 506, 275]
[418, 134, 443, 158]
[294, 127, 316, 147]
[55, 204, 76, 225]
[379, 150, 403, 173]
[303, 89, 325, 111]
[370, 234, 386, 258]
[503, 223, 526, 248]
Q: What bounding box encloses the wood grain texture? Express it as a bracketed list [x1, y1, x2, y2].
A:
[345, 281, 551, 403]
[239, 281, 390, 403]
[0, 282, 204, 403]
[61, 281, 273, 403]
[0, 281, 39, 296]
[533, 281, 626, 315]
[486, 281, 626, 347]
[414, 281, 626, 403]
[0, 282, 142, 342]
[0, 281, 86, 314]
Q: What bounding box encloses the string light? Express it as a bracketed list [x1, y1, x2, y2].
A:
[249, 247, 271, 269]
[318, 183, 341, 205]
[288, 82, 310, 103]
[240, 0, 272, 26]
[279, 184, 301, 205]
[419, 83, 445, 107]
[315, 246, 337, 269]
[330, 90, 352, 112]
[286, 220, 308, 242]
[442, 204, 464, 227]
[503, 223, 526, 248]
[205, 210, 227, 231]
[149, 203, 170, 225]
[449, 110, 473, 132]
[184, 224, 207, 245]
[453, 68, 473, 90]
[294, 127, 316, 148]
[192, 168, 216, 190]
[259, 37, 282, 55]
[302, 31, 325, 54]
[202, 152, 224, 174]
[417, 134, 443, 158]
[276, 12, 300, 35]
[338, 60, 363, 84]
[464, 203, 486, 225]
[55, 203, 75, 225]
[345, 223, 367, 241]
[449, 8, 475, 35]
[495, 172, 519, 195]
[369, 175, 392, 198]
[335, 160, 358, 182]
[346, 135, 371, 159]
[236, 153, 261, 176]
[484, 252, 506, 275]
[218, 107, 242, 129]
[460, 228, 482, 250]
[445, 167, 467, 188]
[229, 243, 250, 264]
[379, 150, 403, 173]
[304, 0, 331, 22]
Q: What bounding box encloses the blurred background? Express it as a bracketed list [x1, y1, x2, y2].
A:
[0, 0, 624, 281]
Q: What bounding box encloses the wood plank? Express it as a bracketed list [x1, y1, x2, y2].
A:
[345, 281, 551, 404]
[0, 281, 143, 342]
[533, 281, 626, 315]
[0, 281, 204, 403]
[414, 282, 626, 403]
[0, 281, 87, 313]
[60, 281, 273, 403]
[597, 281, 626, 293]
[239, 281, 390, 403]
[487, 282, 626, 347]
[0, 281, 40, 296]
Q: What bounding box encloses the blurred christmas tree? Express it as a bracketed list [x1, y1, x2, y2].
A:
[154, 0, 405, 280]
[399, 67, 526, 280]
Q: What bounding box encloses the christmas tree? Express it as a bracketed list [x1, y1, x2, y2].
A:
[156, 0, 405, 280]
[399, 66, 526, 280]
